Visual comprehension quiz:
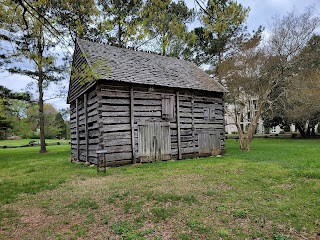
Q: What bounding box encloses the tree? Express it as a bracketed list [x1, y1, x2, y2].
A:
[222, 8, 319, 150]
[51, 0, 100, 44]
[265, 35, 320, 137]
[142, 0, 194, 56]
[0, 85, 31, 139]
[221, 31, 265, 150]
[1, 0, 66, 152]
[98, 0, 143, 47]
[55, 112, 68, 139]
[189, 0, 249, 70]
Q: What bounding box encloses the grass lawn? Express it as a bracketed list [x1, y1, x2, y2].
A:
[0, 138, 70, 147]
[0, 139, 319, 239]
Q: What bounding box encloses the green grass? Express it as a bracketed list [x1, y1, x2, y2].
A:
[0, 138, 70, 146]
[0, 138, 319, 239]
[0, 145, 94, 205]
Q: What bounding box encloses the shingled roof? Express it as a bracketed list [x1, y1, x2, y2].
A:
[76, 39, 225, 93]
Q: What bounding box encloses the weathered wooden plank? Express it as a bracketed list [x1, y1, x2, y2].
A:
[101, 111, 130, 117]
[105, 152, 132, 161]
[180, 118, 192, 123]
[88, 110, 99, 118]
[98, 90, 129, 98]
[130, 87, 135, 163]
[103, 138, 131, 146]
[84, 93, 89, 162]
[191, 94, 195, 157]
[88, 123, 99, 130]
[100, 98, 130, 105]
[101, 124, 131, 132]
[104, 131, 131, 138]
[181, 147, 195, 154]
[194, 97, 223, 104]
[179, 101, 192, 107]
[87, 103, 98, 112]
[76, 98, 80, 160]
[133, 91, 162, 99]
[89, 138, 100, 144]
[179, 106, 192, 112]
[100, 105, 130, 112]
[194, 119, 224, 124]
[134, 99, 161, 106]
[134, 106, 162, 111]
[134, 111, 162, 117]
[176, 91, 181, 160]
[181, 136, 194, 142]
[101, 117, 130, 124]
[194, 124, 224, 129]
[106, 145, 132, 153]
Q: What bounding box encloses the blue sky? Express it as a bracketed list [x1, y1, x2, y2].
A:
[0, 0, 319, 110]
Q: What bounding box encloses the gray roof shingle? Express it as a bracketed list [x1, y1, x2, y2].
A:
[77, 39, 225, 93]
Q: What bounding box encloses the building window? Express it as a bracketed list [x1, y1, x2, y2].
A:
[162, 95, 175, 119]
[204, 108, 216, 120]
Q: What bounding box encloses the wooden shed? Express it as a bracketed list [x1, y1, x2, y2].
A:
[67, 39, 226, 166]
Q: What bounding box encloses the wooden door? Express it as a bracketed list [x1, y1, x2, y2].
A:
[198, 130, 221, 156]
[138, 122, 171, 162]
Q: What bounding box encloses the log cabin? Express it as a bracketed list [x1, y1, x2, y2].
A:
[67, 39, 226, 166]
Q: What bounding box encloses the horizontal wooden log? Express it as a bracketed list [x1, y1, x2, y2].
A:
[133, 92, 162, 99]
[179, 101, 192, 107]
[100, 98, 130, 105]
[89, 139, 100, 144]
[103, 138, 131, 146]
[180, 112, 202, 118]
[104, 152, 132, 161]
[104, 131, 131, 138]
[105, 145, 132, 153]
[101, 117, 130, 124]
[181, 136, 194, 142]
[134, 100, 161, 106]
[98, 90, 129, 98]
[101, 111, 130, 117]
[134, 111, 162, 117]
[181, 147, 196, 154]
[101, 124, 131, 132]
[88, 110, 99, 118]
[193, 124, 224, 129]
[100, 106, 130, 112]
[134, 106, 162, 111]
[194, 119, 224, 124]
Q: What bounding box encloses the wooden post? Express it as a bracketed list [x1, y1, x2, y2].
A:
[130, 86, 135, 163]
[76, 98, 80, 160]
[191, 94, 195, 157]
[84, 93, 89, 162]
[176, 91, 181, 159]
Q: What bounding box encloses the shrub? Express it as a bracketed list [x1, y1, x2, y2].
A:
[283, 125, 291, 132]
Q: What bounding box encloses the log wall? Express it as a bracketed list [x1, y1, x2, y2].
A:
[70, 81, 225, 166]
[70, 87, 100, 164]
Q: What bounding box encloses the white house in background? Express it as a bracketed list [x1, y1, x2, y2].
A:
[224, 99, 296, 134]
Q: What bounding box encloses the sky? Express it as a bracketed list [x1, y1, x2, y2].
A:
[0, 0, 319, 111]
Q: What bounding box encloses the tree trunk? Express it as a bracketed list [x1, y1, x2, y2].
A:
[296, 124, 306, 137]
[38, 75, 47, 153]
[235, 109, 245, 151]
[161, 34, 166, 56]
[246, 100, 264, 151]
[37, 33, 47, 153]
[118, 21, 123, 47]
